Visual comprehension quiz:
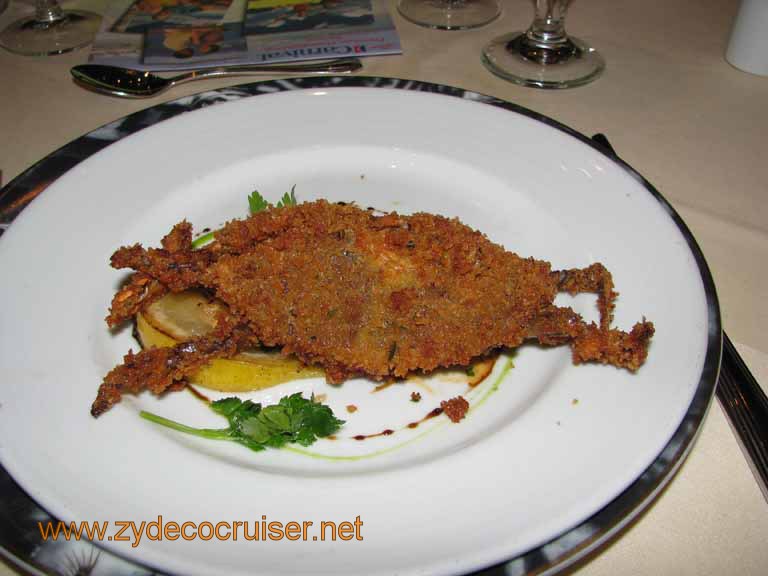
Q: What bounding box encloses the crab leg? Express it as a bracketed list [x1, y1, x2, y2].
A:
[529, 263, 654, 371]
[555, 262, 616, 330]
[106, 222, 215, 328]
[91, 315, 256, 417]
[106, 273, 167, 328]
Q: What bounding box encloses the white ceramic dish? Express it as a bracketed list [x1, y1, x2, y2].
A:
[0, 82, 719, 576]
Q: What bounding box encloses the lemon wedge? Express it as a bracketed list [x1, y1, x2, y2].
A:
[136, 290, 322, 392]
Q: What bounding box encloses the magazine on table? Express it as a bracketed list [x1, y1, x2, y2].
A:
[88, 0, 402, 71]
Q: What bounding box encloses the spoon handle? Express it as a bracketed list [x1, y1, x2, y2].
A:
[173, 58, 362, 86]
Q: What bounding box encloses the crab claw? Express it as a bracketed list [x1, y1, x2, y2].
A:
[528, 264, 654, 371]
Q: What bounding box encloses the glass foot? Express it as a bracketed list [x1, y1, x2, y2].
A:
[0, 10, 101, 56]
[398, 0, 500, 30]
[482, 31, 605, 88]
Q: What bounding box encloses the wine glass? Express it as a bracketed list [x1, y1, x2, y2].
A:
[482, 0, 604, 88]
[398, 0, 501, 30]
[0, 0, 101, 56]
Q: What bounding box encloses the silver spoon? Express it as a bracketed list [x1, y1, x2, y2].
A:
[71, 58, 362, 98]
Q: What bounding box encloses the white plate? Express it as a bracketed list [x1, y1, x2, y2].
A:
[0, 82, 719, 576]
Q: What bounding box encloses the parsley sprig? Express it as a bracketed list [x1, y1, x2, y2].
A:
[248, 186, 297, 213]
[140, 393, 344, 453]
[191, 187, 298, 249]
[246, 190, 271, 214]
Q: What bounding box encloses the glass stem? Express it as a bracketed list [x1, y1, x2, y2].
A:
[515, 0, 576, 63]
[527, 0, 572, 46]
[34, 0, 66, 24]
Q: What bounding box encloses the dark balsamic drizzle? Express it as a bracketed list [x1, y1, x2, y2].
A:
[353, 429, 394, 441]
[406, 407, 444, 429]
[351, 356, 497, 440]
[186, 384, 211, 404]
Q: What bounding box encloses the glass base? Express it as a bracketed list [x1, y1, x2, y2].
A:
[482, 31, 605, 89]
[398, 0, 500, 30]
[0, 10, 101, 56]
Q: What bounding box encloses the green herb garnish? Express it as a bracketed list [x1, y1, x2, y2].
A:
[190, 231, 215, 249]
[140, 393, 344, 453]
[192, 187, 298, 249]
[248, 186, 297, 213]
[275, 185, 297, 209]
[247, 190, 271, 214]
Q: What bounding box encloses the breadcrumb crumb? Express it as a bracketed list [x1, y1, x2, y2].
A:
[440, 396, 469, 423]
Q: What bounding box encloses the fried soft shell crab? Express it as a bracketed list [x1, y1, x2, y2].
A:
[92, 200, 654, 416]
